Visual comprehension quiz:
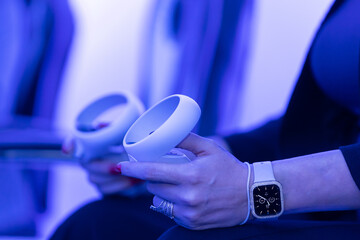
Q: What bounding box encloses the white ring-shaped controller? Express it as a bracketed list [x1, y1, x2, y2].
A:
[123, 94, 201, 163]
[74, 92, 144, 161]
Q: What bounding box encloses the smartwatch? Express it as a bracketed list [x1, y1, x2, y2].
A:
[250, 161, 284, 219]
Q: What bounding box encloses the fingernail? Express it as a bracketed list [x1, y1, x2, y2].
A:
[62, 144, 74, 155]
[109, 164, 122, 175]
[62, 137, 74, 155]
[95, 122, 110, 130]
[61, 145, 70, 154]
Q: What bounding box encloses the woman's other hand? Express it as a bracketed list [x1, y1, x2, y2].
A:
[62, 137, 144, 196]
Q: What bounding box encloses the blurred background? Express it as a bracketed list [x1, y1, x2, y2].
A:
[0, 0, 334, 239]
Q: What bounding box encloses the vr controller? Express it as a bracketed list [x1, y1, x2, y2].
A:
[73, 93, 201, 163]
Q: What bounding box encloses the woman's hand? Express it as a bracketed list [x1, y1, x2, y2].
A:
[119, 133, 249, 230]
[62, 137, 144, 196]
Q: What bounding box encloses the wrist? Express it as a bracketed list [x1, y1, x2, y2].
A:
[238, 162, 251, 225]
[248, 163, 255, 220]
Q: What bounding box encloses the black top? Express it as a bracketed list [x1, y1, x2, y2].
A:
[225, 0, 360, 190]
[311, 0, 360, 113]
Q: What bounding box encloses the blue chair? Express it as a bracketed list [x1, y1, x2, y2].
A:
[0, 0, 74, 236]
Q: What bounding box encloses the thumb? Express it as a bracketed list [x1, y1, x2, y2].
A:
[176, 133, 219, 157]
[62, 136, 75, 155]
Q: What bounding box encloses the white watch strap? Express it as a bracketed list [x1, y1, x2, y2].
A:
[253, 161, 275, 183]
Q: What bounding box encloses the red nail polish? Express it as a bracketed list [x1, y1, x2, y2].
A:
[96, 122, 110, 129]
[62, 146, 70, 154]
[109, 165, 122, 175]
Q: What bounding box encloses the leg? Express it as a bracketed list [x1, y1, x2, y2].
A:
[50, 195, 174, 240]
[159, 220, 360, 240]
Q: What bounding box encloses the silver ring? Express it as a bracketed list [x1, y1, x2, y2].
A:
[150, 200, 174, 219]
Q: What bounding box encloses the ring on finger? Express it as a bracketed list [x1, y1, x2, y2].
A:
[150, 199, 174, 219]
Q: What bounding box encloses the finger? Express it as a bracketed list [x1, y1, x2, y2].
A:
[119, 161, 190, 184]
[152, 196, 178, 219]
[88, 172, 129, 185]
[153, 195, 163, 207]
[84, 160, 121, 175]
[152, 196, 188, 224]
[176, 133, 219, 156]
[62, 136, 75, 155]
[97, 179, 133, 195]
[147, 182, 181, 204]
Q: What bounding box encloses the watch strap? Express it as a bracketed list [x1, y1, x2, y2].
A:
[253, 161, 275, 183]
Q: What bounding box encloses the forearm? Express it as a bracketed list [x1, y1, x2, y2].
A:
[270, 150, 360, 214]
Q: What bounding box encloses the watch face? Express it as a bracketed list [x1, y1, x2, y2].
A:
[251, 182, 283, 218]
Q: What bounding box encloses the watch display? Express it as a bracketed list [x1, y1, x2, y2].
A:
[251, 182, 283, 218]
[250, 162, 284, 219]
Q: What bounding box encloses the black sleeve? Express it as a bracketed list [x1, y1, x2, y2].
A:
[339, 143, 360, 190]
[224, 118, 282, 163]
